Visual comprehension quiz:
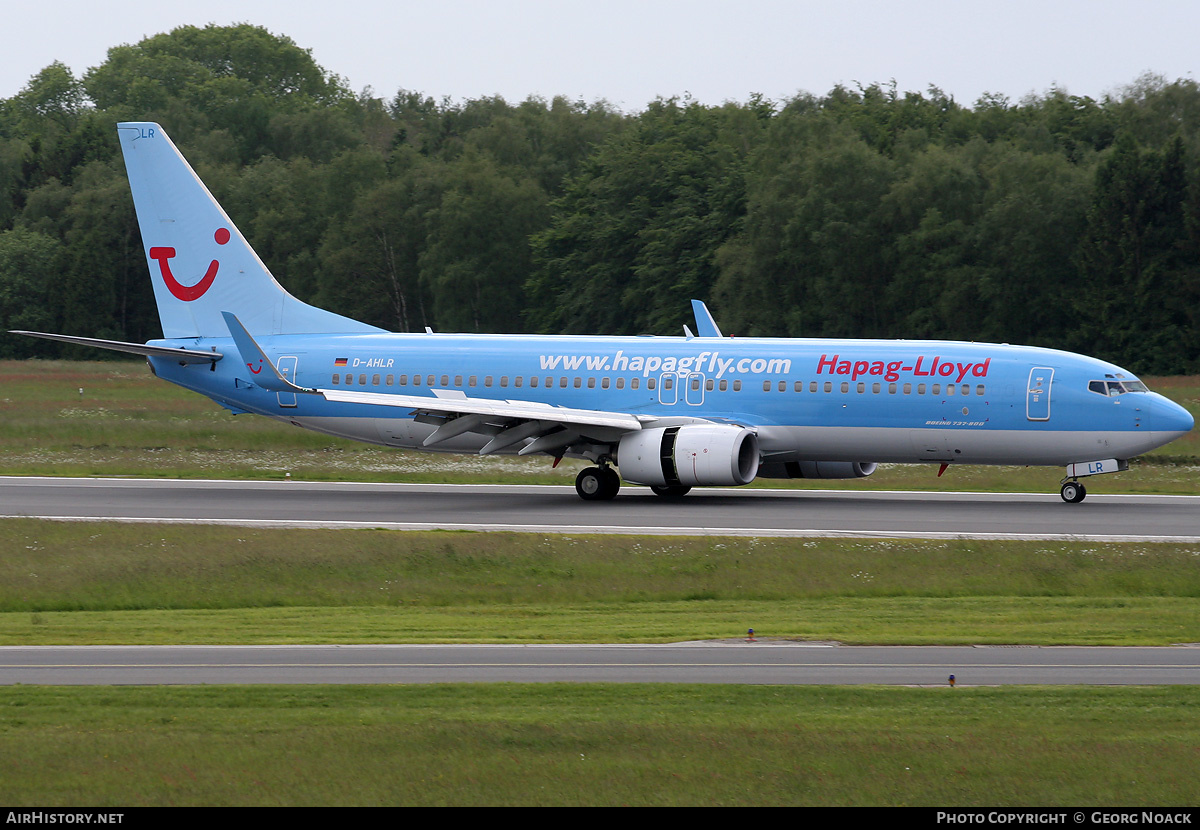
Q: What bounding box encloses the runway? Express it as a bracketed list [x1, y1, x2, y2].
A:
[3, 644, 1198, 686]
[1, 476, 1198, 541]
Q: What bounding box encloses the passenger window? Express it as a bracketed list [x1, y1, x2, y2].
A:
[763, 380, 771, 392]
[733, 380, 741, 391]
[602, 378, 610, 389]
[706, 379, 714, 391]
[794, 381, 803, 392]
[345, 374, 353, 385]
[468, 376, 477, 387]
[386, 374, 394, 386]
[560, 377, 568, 388]
[616, 378, 625, 389]
[332, 374, 340, 385]
[587, 377, 595, 389]
[455, 375, 463, 387]
[932, 384, 940, 395]
[413, 375, 421, 386]
[632, 378, 640, 390]
[372, 374, 380, 385]
[888, 383, 897, 394]
[427, 375, 435, 386]
[961, 384, 969, 396]
[824, 382, 832, 393]
[359, 374, 367, 385]
[917, 383, 925, 394]
[719, 380, 728, 391]
[664, 377, 673, 390]
[810, 382, 817, 393]
[779, 381, 787, 392]
[856, 382, 865, 393]
[976, 384, 985, 396]
[647, 378, 656, 390]
[902, 383, 911, 394]
[947, 384, 956, 396]
[399, 375, 407, 386]
[530, 377, 539, 388]
[872, 382, 880, 394]
[840, 382, 849, 393]
[695, 378, 704, 392]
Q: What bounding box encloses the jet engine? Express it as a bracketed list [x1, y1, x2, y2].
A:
[757, 461, 878, 479]
[617, 425, 759, 487]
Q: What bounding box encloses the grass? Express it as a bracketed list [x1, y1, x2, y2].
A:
[3, 522, 1200, 645]
[0, 359, 1196, 492]
[1, 684, 1197, 806]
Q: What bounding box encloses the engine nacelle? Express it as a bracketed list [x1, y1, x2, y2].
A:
[757, 461, 878, 479]
[617, 425, 759, 487]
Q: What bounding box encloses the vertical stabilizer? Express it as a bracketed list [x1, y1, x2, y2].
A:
[117, 122, 382, 339]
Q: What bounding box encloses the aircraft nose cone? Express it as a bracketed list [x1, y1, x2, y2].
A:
[1155, 395, 1194, 435]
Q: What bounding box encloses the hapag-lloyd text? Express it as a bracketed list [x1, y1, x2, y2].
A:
[818, 354, 992, 383]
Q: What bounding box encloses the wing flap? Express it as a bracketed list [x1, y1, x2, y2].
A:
[319, 387, 644, 433]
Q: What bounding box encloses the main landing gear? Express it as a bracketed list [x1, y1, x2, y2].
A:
[576, 465, 621, 501]
[1060, 480, 1087, 504]
[650, 485, 692, 498]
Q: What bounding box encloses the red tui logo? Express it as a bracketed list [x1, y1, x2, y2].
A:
[149, 228, 230, 301]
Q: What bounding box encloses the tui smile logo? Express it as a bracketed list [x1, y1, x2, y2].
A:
[149, 228, 230, 301]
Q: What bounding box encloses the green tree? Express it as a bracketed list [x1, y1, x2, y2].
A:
[0, 227, 61, 355]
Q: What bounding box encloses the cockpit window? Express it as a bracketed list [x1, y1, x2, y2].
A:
[1089, 379, 1148, 396]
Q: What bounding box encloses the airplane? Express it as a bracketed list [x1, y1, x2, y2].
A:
[11, 122, 1195, 503]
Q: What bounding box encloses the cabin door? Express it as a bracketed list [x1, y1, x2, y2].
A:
[277, 356, 298, 408]
[1026, 367, 1053, 421]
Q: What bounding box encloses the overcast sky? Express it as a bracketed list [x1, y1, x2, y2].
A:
[6, 1, 1198, 111]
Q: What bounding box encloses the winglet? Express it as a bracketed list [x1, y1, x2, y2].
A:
[690, 300, 723, 338]
[222, 311, 314, 394]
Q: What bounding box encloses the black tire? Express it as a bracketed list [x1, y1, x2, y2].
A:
[650, 484, 692, 498]
[1060, 481, 1086, 503]
[600, 467, 621, 500]
[576, 467, 605, 500]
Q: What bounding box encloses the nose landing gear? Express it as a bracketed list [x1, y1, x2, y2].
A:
[1059, 458, 1127, 503]
[1060, 480, 1087, 503]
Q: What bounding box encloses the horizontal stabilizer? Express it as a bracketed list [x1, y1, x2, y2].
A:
[9, 331, 222, 363]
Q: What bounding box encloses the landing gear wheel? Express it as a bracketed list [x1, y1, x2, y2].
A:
[601, 467, 621, 499]
[1060, 481, 1087, 503]
[576, 467, 620, 501]
[650, 484, 692, 498]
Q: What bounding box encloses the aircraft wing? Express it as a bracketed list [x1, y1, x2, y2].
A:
[222, 311, 647, 456]
[320, 387, 647, 454]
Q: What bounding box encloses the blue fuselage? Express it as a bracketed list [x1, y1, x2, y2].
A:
[148, 332, 1194, 468]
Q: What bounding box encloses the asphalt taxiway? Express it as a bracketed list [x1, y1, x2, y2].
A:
[3, 643, 1198, 686]
[2, 477, 1198, 541]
